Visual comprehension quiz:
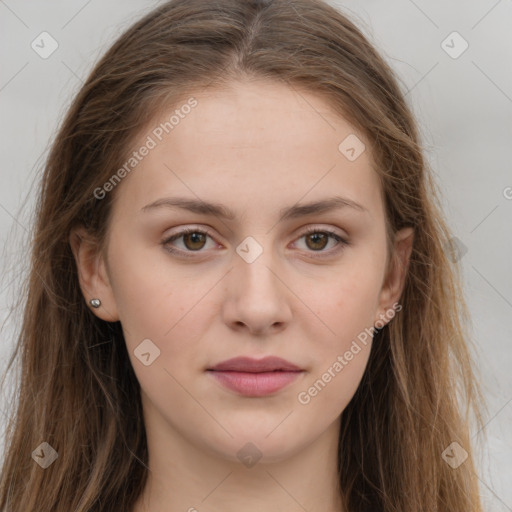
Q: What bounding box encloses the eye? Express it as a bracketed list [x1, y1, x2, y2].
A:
[161, 226, 349, 259]
[162, 227, 217, 256]
[292, 226, 348, 256]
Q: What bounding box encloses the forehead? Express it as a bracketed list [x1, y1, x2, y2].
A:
[113, 79, 383, 222]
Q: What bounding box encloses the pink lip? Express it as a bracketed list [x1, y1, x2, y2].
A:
[207, 356, 304, 397]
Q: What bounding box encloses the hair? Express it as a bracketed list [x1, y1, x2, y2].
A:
[0, 0, 485, 510]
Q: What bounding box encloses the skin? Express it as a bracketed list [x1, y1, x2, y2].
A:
[70, 78, 413, 512]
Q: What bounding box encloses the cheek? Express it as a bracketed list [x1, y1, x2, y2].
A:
[108, 243, 218, 396]
[295, 269, 378, 422]
[303, 252, 385, 349]
[108, 240, 204, 338]
[295, 343, 371, 440]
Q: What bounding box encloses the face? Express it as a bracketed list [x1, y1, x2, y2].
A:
[72, 79, 412, 465]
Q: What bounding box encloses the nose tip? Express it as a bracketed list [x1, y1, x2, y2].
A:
[222, 254, 293, 336]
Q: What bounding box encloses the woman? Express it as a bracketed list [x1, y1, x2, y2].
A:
[0, 0, 484, 510]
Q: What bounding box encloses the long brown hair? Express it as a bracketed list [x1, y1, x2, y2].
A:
[0, 0, 485, 510]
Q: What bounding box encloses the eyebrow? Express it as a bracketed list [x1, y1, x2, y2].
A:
[140, 195, 369, 221]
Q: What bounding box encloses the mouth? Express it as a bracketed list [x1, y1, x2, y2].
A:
[206, 356, 305, 397]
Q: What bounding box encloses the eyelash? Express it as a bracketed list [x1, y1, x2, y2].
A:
[162, 226, 349, 259]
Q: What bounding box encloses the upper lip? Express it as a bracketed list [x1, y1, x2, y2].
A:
[207, 356, 303, 373]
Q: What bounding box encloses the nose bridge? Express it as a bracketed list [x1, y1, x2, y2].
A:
[234, 238, 281, 297]
[222, 236, 292, 333]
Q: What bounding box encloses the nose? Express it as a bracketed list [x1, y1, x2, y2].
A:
[221, 249, 293, 336]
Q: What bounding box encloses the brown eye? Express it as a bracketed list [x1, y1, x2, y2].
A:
[162, 228, 215, 256]
[304, 232, 329, 251]
[293, 227, 348, 258]
[182, 231, 207, 251]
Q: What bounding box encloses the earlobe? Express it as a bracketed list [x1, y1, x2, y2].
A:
[69, 227, 119, 322]
[375, 227, 414, 326]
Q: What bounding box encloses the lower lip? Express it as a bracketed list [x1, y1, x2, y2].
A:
[208, 370, 303, 397]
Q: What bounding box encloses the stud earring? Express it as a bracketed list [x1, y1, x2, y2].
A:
[89, 298, 101, 308]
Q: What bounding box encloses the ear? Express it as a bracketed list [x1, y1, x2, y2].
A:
[375, 227, 414, 326]
[69, 226, 119, 322]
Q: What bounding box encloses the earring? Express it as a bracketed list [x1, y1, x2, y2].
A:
[89, 298, 101, 308]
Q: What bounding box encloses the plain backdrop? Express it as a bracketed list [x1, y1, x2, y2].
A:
[0, 1, 511, 510]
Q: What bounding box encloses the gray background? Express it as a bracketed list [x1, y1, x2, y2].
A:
[0, 1, 511, 510]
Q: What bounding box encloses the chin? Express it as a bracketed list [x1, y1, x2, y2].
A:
[200, 424, 307, 466]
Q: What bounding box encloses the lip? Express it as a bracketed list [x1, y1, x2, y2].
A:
[207, 356, 304, 397]
[208, 356, 303, 373]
